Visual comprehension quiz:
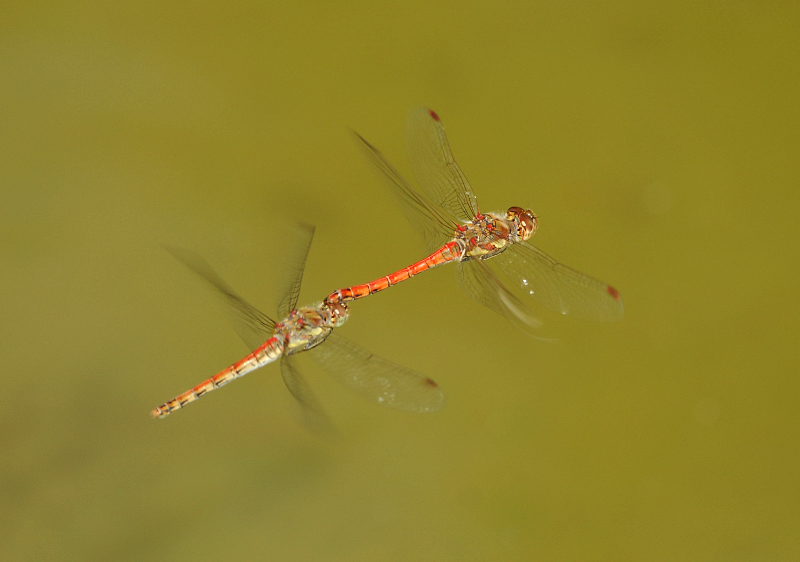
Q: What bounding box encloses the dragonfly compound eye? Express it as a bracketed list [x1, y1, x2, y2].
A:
[329, 302, 349, 326]
[507, 207, 538, 241]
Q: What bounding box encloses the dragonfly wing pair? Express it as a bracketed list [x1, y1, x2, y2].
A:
[490, 241, 624, 322]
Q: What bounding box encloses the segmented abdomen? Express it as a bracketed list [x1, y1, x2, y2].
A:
[151, 336, 283, 418]
[325, 241, 463, 304]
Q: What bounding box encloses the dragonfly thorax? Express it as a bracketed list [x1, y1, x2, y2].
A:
[456, 212, 517, 260]
[281, 305, 343, 355]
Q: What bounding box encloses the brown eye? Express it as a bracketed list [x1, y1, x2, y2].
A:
[507, 207, 537, 241]
[331, 303, 349, 325]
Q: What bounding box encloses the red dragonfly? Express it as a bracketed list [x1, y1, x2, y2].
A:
[152, 224, 444, 421]
[325, 109, 623, 329]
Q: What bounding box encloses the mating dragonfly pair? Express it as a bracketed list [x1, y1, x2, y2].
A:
[152, 109, 624, 420]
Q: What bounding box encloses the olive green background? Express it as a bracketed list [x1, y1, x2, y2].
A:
[2, 2, 798, 560]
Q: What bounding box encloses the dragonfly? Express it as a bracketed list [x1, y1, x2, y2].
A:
[152, 224, 445, 420]
[325, 108, 623, 329]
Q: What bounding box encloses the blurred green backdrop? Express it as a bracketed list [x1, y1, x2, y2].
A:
[2, 1, 798, 560]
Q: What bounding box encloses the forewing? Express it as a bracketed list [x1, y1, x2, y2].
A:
[406, 108, 480, 222]
[166, 247, 276, 351]
[276, 223, 315, 318]
[353, 131, 455, 254]
[280, 356, 336, 436]
[308, 332, 445, 413]
[493, 242, 625, 322]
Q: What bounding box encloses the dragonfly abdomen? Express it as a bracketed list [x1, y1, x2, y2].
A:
[151, 336, 283, 418]
[325, 240, 464, 304]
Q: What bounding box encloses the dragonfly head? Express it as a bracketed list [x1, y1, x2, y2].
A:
[325, 301, 349, 327]
[507, 207, 538, 241]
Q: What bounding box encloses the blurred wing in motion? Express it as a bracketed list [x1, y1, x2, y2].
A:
[405, 108, 480, 222]
[457, 259, 546, 338]
[353, 130, 455, 254]
[308, 332, 446, 413]
[280, 356, 336, 436]
[165, 247, 276, 351]
[493, 242, 624, 322]
[276, 223, 316, 318]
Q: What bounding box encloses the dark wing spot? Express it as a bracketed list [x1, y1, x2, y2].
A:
[607, 285, 621, 301]
[428, 110, 440, 121]
[423, 377, 439, 388]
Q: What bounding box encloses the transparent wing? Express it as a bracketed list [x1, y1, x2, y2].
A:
[457, 259, 544, 336]
[165, 247, 276, 351]
[280, 356, 336, 436]
[353, 131, 455, 255]
[277, 223, 315, 318]
[406, 108, 480, 222]
[308, 332, 446, 413]
[492, 241, 625, 322]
